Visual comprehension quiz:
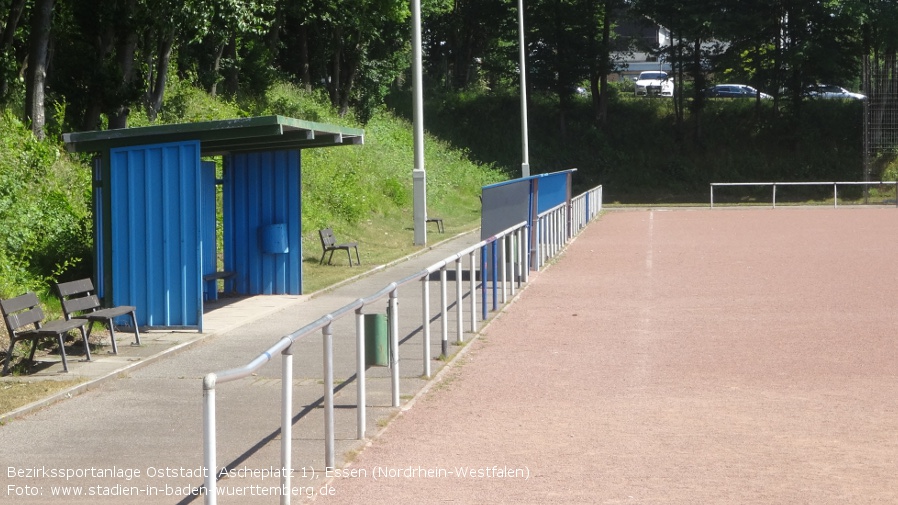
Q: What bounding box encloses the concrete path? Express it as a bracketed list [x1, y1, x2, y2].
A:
[0, 229, 497, 504]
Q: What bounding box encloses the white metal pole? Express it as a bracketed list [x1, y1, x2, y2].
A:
[469, 252, 477, 334]
[355, 309, 366, 440]
[518, 0, 530, 177]
[280, 345, 293, 505]
[422, 278, 431, 378]
[202, 378, 216, 505]
[522, 226, 530, 283]
[440, 268, 448, 358]
[322, 324, 334, 469]
[500, 236, 507, 304]
[455, 258, 464, 343]
[412, 0, 427, 245]
[389, 290, 400, 407]
[511, 232, 517, 295]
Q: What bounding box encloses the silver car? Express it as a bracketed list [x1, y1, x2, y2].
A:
[807, 84, 865, 100]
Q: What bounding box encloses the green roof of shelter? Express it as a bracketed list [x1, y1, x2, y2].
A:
[63, 115, 364, 156]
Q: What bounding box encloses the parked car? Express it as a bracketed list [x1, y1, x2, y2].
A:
[635, 71, 674, 97]
[704, 84, 772, 99]
[806, 84, 865, 100]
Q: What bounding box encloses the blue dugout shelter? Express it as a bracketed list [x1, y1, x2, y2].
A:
[63, 116, 364, 331]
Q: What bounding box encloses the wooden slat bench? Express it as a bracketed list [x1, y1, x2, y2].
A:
[1, 292, 91, 375]
[56, 278, 141, 355]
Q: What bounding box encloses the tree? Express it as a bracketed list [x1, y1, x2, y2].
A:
[587, 0, 628, 126]
[527, 0, 595, 134]
[0, 0, 26, 102]
[277, 0, 408, 117]
[25, 0, 53, 138]
[632, 0, 723, 136]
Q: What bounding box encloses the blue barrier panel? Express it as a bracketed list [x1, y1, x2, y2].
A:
[536, 171, 570, 213]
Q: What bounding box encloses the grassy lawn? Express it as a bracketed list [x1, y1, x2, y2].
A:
[0, 379, 85, 418]
[300, 194, 482, 293]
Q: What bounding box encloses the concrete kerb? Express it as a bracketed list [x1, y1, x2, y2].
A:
[0, 227, 481, 425]
[312, 221, 592, 497]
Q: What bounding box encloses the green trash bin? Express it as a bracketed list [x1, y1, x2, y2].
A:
[364, 313, 389, 367]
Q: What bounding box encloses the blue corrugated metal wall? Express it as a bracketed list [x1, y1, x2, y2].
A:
[224, 150, 302, 295]
[109, 141, 203, 328]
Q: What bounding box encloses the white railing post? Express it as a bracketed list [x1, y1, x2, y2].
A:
[421, 278, 431, 377]
[536, 216, 541, 269]
[281, 344, 293, 505]
[322, 323, 335, 470]
[469, 251, 477, 333]
[522, 225, 530, 282]
[547, 212, 553, 260]
[355, 309, 366, 440]
[510, 231, 518, 296]
[455, 257, 464, 344]
[389, 290, 400, 407]
[202, 376, 217, 505]
[440, 267, 448, 358]
[500, 236, 507, 304]
[834, 183, 838, 208]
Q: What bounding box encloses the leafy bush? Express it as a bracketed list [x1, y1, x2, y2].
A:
[0, 112, 91, 298]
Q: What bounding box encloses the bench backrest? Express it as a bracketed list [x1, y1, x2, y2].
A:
[1, 292, 45, 334]
[56, 278, 101, 319]
[319, 228, 337, 249]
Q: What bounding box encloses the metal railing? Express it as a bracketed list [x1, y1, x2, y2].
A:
[534, 202, 566, 270]
[710, 181, 898, 208]
[571, 185, 603, 234]
[201, 184, 603, 504]
[533, 184, 603, 270]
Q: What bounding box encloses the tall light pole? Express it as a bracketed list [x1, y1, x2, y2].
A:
[412, 0, 427, 245]
[518, 0, 530, 177]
